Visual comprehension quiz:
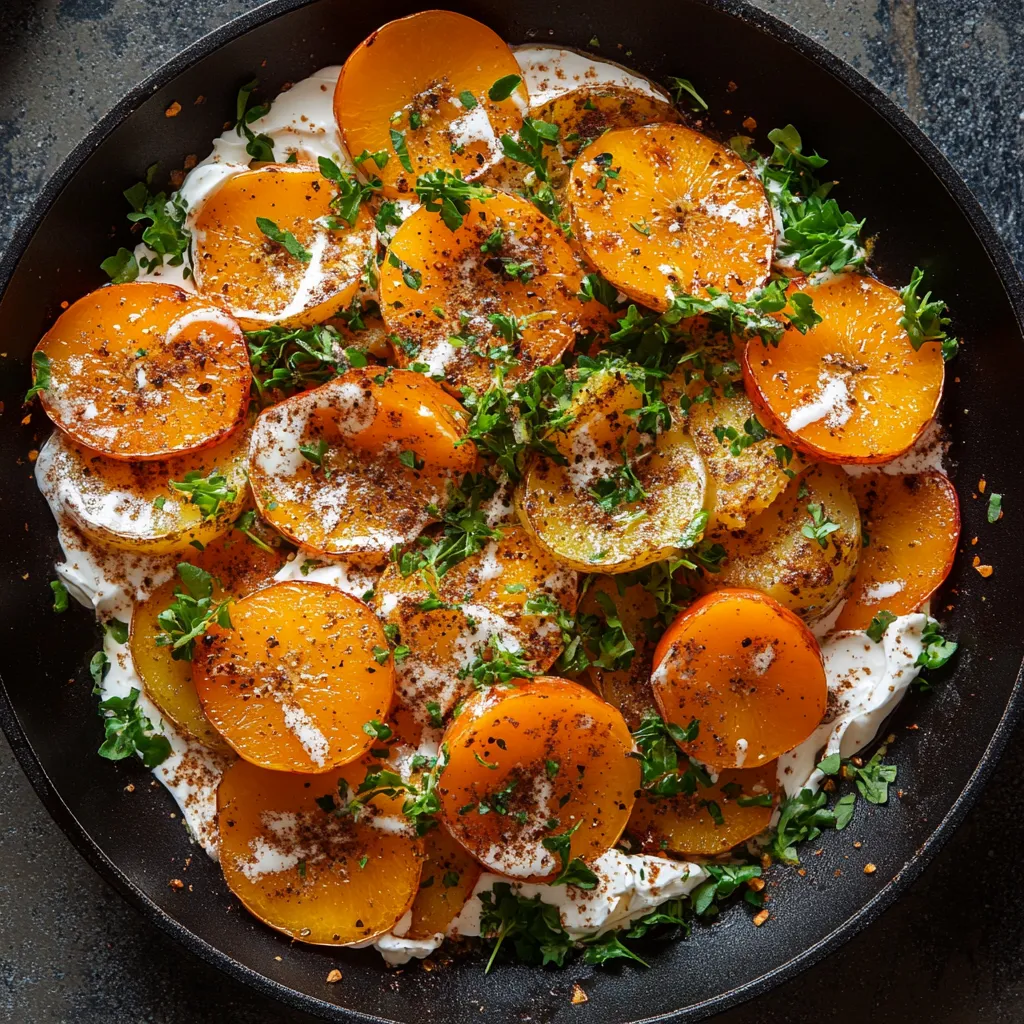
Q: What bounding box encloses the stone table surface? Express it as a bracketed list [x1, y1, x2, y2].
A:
[1, 1, 1022, 1022]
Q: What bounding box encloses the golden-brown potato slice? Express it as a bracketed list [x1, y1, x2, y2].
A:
[687, 388, 806, 530]
[35, 425, 250, 554]
[374, 525, 578, 721]
[567, 125, 775, 310]
[192, 164, 374, 330]
[627, 762, 777, 856]
[380, 191, 586, 394]
[218, 758, 423, 945]
[129, 529, 287, 750]
[517, 367, 707, 573]
[248, 369, 478, 557]
[705, 464, 861, 623]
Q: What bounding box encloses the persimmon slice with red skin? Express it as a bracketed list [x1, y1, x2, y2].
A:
[218, 758, 423, 946]
[438, 676, 639, 879]
[836, 471, 960, 631]
[192, 164, 374, 331]
[568, 125, 775, 311]
[335, 11, 527, 199]
[651, 588, 827, 770]
[628, 762, 777, 856]
[193, 581, 394, 773]
[380, 191, 586, 393]
[406, 825, 482, 939]
[247, 369, 477, 557]
[743, 273, 945, 464]
[32, 282, 249, 460]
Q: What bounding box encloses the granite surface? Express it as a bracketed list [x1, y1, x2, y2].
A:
[1, 1, 1023, 1021]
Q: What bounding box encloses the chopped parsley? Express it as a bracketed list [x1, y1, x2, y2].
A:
[155, 563, 232, 662]
[120, 164, 191, 275]
[24, 351, 52, 403]
[414, 169, 491, 230]
[168, 471, 237, 519]
[234, 79, 274, 161]
[899, 266, 959, 361]
[50, 579, 69, 613]
[97, 687, 172, 768]
[256, 217, 312, 262]
[801, 502, 841, 548]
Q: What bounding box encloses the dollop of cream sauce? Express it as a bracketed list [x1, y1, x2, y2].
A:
[36, 47, 944, 967]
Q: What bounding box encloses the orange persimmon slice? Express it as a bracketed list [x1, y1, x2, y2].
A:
[130, 529, 287, 750]
[218, 758, 423, 945]
[651, 588, 827, 770]
[334, 11, 526, 198]
[438, 677, 639, 879]
[486, 85, 679, 212]
[375, 525, 577, 721]
[32, 282, 249, 460]
[380, 190, 586, 393]
[192, 164, 374, 330]
[406, 825, 482, 939]
[248, 369, 477, 557]
[836, 471, 960, 631]
[627, 762, 777, 856]
[742, 273, 945, 463]
[193, 580, 394, 772]
[567, 125, 774, 311]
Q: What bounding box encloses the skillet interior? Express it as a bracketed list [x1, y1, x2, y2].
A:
[1, 0, 1023, 1020]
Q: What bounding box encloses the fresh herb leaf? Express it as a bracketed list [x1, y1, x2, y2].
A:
[168, 471, 237, 519]
[414, 169, 491, 230]
[24, 351, 52, 403]
[256, 216, 311, 262]
[987, 491, 1003, 523]
[488, 74, 522, 101]
[97, 687, 172, 767]
[667, 75, 707, 111]
[155, 563, 233, 661]
[900, 266, 958, 360]
[50, 579, 69, 613]
[100, 246, 139, 284]
[801, 502, 840, 548]
[866, 610, 897, 643]
[389, 127, 413, 173]
[234, 79, 275, 161]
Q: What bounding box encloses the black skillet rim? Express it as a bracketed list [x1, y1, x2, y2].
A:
[1, 1, 1023, 1021]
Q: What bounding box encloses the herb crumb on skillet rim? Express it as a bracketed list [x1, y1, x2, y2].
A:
[1, 1, 1023, 1022]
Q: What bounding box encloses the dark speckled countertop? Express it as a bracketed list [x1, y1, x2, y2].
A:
[1, 2, 1023, 1021]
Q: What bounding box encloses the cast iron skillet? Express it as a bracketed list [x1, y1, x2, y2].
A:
[1, 0, 1023, 1020]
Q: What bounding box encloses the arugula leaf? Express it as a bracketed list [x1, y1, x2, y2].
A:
[390, 127, 413, 173]
[168, 471, 237, 518]
[122, 165, 191, 273]
[97, 687, 172, 768]
[234, 79, 275, 161]
[100, 246, 139, 284]
[666, 75, 707, 111]
[50, 579, 69, 613]
[488, 74, 522, 101]
[256, 217, 312, 262]
[155, 563, 233, 661]
[479, 882, 574, 971]
[899, 266, 958, 360]
[24, 351, 52, 403]
[866, 610, 897, 643]
[580, 931, 649, 966]
[801, 503, 840, 548]
[414, 169, 491, 230]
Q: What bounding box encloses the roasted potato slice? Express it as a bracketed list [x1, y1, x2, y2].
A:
[374, 525, 578, 721]
[35, 425, 250, 554]
[438, 676, 639, 879]
[517, 367, 707, 573]
[32, 282, 250, 460]
[652, 588, 828, 769]
[218, 758, 423, 945]
[686, 388, 806, 530]
[706, 463, 861, 623]
[248, 370, 478, 557]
